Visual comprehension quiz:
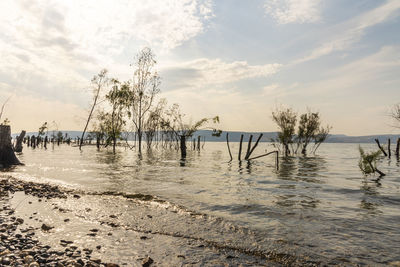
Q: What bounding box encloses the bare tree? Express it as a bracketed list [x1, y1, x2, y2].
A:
[392, 103, 400, 127]
[160, 103, 220, 158]
[97, 79, 130, 153]
[296, 110, 329, 154]
[144, 98, 166, 149]
[129, 48, 161, 155]
[80, 69, 109, 150]
[272, 107, 297, 156]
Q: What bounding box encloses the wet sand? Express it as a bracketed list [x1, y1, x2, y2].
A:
[1, 176, 299, 266]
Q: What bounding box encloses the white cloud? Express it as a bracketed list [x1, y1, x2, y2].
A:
[264, 0, 321, 24]
[0, 0, 214, 130]
[302, 45, 400, 95]
[293, 0, 400, 64]
[161, 58, 282, 89]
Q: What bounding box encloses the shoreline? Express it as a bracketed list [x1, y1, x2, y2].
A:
[0, 176, 321, 267]
[0, 176, 272, 266]
[0, 176, 121, 267]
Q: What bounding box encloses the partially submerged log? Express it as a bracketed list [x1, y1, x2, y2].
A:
[238, 134, 244, 161]
[374, 139, 387, 156]
[244, 135, 253, 160]
[14, 130, 26, 153]
[0, 125, 22, 166]
[226, 133, 233, 161]
[245, 133, 263, 160]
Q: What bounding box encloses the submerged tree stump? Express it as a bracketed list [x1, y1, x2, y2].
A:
[14, 130, 26, 153]
[0, 125, 21, 166]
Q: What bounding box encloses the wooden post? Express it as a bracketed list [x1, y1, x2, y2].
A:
[31, 135, 36, 149]
[388, 138, 391, 158]
[396, 138, 400, 158]
[180, 135, 186, 158]
[375, 139, 387, 156]
[96, 136, 100, 150]
[14, 130, 26, 153]
[44, 136, 48, 149]
[197, 136, 201, 151]
[27, 136, 30, 147]
[238, 134, 244, 161]
[226, 133, 233, 161]
[0, 125, 21, 166]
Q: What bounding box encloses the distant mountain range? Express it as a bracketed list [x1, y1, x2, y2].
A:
[12, 130, 399, 143]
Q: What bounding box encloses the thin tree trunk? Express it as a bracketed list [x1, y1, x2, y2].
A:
[374, 139, 387, 156]
[245, 135, 253, 160]
[238, 134, 244, 161]
[226, 133, 233, 162]
[246, 133, 263, 160]
[197, 136, 201, 151]
[80, 90, 102, 150]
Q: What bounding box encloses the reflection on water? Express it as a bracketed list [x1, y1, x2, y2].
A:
[2, 142, 400, 265]
[360, 178, 382, 214]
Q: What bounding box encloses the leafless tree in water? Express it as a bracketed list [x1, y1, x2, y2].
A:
[129, 48, 160, 155]
[80, 69, 109, 150]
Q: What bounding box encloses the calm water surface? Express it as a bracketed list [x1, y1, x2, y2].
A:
[2, 142, 400, 265]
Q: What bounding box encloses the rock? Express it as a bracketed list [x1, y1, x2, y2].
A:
[60, 240, 73, 244]
[64, 219, 70, 222]
[142, 256, 154, 267]
[73, 194, 81, 199]
[41, 223, 54, 231]
[91, 258, 101, 263]
[24, 255, 35, 264]
[1, 257, 11, 265]
[96, 245, 101, 250]
[106, 263, 119, 267]
[29, 262, 40, 267]
[0, 249, 10, 256]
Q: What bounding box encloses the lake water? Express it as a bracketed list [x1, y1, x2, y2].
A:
[2, 142, 400, 265]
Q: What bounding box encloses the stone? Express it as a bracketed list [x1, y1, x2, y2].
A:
[24, 255, 35, 264]
[41, 223, 54, 231]
[1, 257, 11, 265]
[142, 256, 154, 267]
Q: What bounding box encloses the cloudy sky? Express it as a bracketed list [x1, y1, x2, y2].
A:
[1, 0, 399, 135]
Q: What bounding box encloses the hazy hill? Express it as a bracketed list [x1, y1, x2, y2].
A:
[13, 130, 399, 143]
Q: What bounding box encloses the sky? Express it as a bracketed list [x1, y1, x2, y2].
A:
[0, 0, 399, 135]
